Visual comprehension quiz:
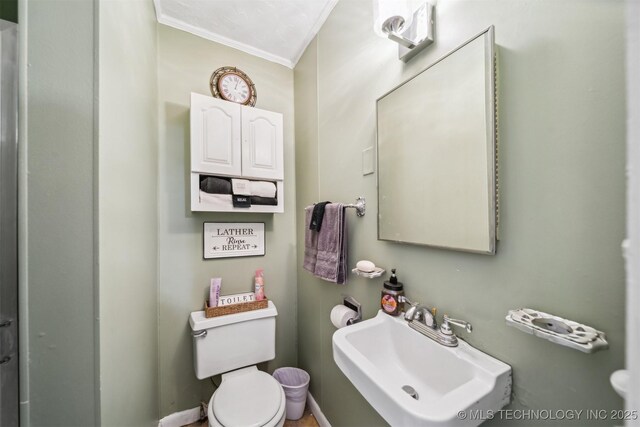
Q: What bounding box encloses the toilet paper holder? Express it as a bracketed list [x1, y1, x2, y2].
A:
[343, 296, 362, 325]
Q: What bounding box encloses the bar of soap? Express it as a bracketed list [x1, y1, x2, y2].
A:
[356, 260, 376, 273]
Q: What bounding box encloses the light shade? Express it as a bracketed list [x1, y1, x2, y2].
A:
[372, 0, 413, 37]
[371, 1, 435, 62]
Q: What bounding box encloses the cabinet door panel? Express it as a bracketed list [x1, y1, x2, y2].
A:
[191, 93, 241, 175]
[241, 106, 283, 180]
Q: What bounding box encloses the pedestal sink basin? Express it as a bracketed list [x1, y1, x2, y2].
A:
[333, 311, 512, 426]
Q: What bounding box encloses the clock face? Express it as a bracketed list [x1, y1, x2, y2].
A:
[210, 67, 257, 106]
[218, 73, 251, 104]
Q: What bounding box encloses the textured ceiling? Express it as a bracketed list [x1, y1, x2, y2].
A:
[153, 0, 339, 68]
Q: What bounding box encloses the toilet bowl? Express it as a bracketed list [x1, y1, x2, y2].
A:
[207, 367, 286, 427]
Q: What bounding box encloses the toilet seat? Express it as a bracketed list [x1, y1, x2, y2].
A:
[208, 366, 286, 427]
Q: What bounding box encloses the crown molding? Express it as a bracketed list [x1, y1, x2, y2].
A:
[153, 0, 339, 69]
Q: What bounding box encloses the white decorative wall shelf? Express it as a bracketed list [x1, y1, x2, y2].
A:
[506, 308, 608, 354]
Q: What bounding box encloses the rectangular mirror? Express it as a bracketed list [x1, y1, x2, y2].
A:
[377, 26, 497, 254]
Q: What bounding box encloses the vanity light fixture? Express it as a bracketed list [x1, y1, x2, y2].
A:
[372, 0, 434, 62]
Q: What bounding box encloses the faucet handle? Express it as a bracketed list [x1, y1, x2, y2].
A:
[441, 314, 473, 335]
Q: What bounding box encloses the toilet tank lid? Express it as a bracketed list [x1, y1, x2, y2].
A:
[189, 300, 278, 332]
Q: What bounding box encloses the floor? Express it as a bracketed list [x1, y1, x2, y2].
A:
[184, 406, 319, 427]
[284, 407, 319, 427]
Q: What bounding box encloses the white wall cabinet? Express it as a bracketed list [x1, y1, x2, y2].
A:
[190, 93, 283, 179]
[190, 93, 284, 213]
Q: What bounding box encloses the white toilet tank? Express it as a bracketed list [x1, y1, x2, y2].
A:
[189, 301, 278, 379]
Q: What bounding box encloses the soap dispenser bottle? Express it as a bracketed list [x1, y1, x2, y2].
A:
[381, 269, 404, 316]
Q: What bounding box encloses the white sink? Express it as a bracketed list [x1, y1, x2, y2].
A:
[333, 311, 512, 426]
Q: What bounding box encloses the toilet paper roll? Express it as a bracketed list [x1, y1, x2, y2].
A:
[331, 305, 358, 329]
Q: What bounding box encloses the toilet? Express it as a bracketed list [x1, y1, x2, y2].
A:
[189, 301, 286, 427]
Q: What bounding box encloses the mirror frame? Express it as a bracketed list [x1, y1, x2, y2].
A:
[376, 26, 497, 254]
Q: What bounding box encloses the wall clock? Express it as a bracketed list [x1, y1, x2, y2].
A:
[209, 66, 257, 107]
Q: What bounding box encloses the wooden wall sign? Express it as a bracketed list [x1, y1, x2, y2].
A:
[203, 222, 265, 259]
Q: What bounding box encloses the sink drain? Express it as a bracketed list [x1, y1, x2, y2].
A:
[402, 385, 419, 400]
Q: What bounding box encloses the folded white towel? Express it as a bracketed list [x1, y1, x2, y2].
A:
[231, 179, 251, 195]
[250, 181, 277, 198]
[200, 192, 233, 207]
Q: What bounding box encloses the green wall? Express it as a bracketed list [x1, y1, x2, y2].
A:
[19, 0, 98, 424]
[156, 25, 298, 418]
[98, 0, 159, 425]
[295, 1, 626, 426]
[20, 0, 161, 425]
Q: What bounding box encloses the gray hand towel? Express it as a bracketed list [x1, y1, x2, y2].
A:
[313, 203, 347, 284]
[303, 206, 318, 274]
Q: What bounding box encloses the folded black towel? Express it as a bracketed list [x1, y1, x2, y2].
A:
[251, 196, 278, 206]
[200, 176, 232, 194]
[310, 201, 331, 231]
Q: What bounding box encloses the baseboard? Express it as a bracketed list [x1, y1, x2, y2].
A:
[307, 392, 331, 427]
[158, 406, 201, 427]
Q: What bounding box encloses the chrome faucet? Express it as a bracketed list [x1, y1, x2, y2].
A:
[418, 306, 438, 329]
[407, 305, 438, 329]
[401, 297, 473, 347]
[399, 295, 438, 329]
[400, 296, 437, 328]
